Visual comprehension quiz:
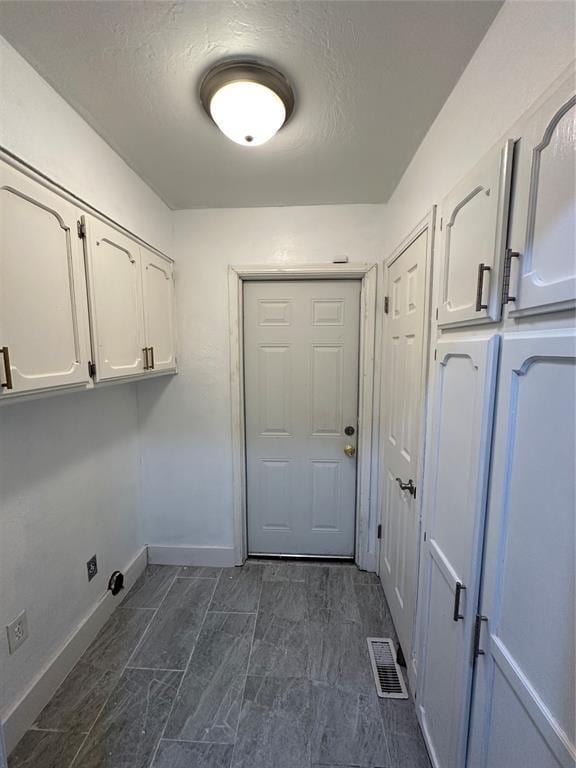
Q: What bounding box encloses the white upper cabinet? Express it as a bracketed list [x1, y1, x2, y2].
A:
[0, 162, 90, 396]
[508, 74, 576, 317]
[140, 247, 176, 373]
[437, 139, 514, 328]
[83, 215, 146, 381]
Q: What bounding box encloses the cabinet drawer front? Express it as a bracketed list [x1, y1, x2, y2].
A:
[0, 162, 90, 395]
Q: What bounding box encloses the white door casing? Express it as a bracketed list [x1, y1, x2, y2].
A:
[0, 161, 90, 396]
[437, 139, 514, 328]
[416, 335, 500, 768]
[467, 331, 576, 768]
[83, 215, 146, 381]
[509, 73, 576, 317]
[379, 216, 432, 671]
[141, 247, 177, 372]
[244, 280, 361, 557]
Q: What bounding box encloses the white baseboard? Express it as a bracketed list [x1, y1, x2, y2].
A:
[2, 546, 147, 755]
[147, 544, 236, 567]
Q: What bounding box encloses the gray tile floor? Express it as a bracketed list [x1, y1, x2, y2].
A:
[9, 561, 431, 768]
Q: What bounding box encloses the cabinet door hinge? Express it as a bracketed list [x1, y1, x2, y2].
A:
[88, 361, 96, 378]
[501, 249, 520, 305]
[384, 296, 389, 314]
[377, 524, 382, 539]
[473, 614, 488, 659]
[77, 218, 86, 239]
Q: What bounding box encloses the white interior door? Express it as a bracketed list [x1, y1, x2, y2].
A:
[244, 280, 361, 557]
[416, 336, 499, 768]
[437, 139, 514, 328]
[467, 331, 576, 768]
[379, 228, 429, 662]
[509, 74, 576, 317]
[0, 162, 90, 395]
[141, 247, 176, 372]
[84, 216, 145, 381]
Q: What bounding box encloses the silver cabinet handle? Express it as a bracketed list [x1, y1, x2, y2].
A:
[142, 348, 150, 370]
[149, 346, 155, 370]
[1, 346, 13, 390]
[475, 263, 491, 311]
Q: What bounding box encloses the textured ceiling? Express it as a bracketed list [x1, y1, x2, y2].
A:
[0, 1, 501, 209]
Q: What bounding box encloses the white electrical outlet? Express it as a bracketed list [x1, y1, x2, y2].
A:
[6, 610, 28, 654]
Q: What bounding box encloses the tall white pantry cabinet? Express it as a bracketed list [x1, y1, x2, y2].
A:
[0, 156, 177, 401]
[415, 70, 575, 768]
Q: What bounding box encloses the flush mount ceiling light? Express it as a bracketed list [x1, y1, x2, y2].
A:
[200, 60, 294, 147]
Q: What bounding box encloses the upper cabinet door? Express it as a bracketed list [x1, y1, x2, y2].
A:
[0, 162, 90, 396]
[84, 216, 145, 381]
[509, 74, 576, 317]
[437, 139, 514, 328]
[140, 247, 176, 373]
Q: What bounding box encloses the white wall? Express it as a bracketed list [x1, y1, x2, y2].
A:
[137, 205, 384, 556]
[0, 37, 172, 728]
[380, 0, 575, 256]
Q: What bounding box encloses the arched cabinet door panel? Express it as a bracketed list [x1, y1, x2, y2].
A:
[140, 247, 177, 373]
[416, 335, 500, 768]
[468, 331, 576, 768]
[0, 161, 90, 396]
[437, 140, 514, 328]
[83, 215, 146, 381]
[508, 73, 576, 317]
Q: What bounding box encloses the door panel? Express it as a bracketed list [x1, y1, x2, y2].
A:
[0, 162, 89, 395]
[468, 332, 576, 768]
[437, 139, 514, 327]
[244, 281, 360, 556]
[510, 75, 576, 316]
[84, 216, 145, 381]
[417, 336, 499, 768]
[379, 227, 429, 662]
[141, 247, 176, 372]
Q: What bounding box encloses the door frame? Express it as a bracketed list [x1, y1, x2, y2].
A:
[228, 263, 378, 569]
[378, 208, 435, 689]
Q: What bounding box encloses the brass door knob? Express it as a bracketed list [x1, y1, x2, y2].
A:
[344, 444, 356, 457]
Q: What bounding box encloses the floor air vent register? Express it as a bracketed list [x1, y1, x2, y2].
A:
[367, 637, 409, 699]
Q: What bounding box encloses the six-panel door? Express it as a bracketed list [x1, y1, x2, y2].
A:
[141, 247, 177, 372]
[468, 331, 576, 768]
[379, 227, 429, 665]
[417, 336, 500, 768]
[437, 140, 514, 328]
[84, 215, 146, 381]
[509, 75, 576, 317]
[244, 280, 361, 557]
[0, 162, 90, 395]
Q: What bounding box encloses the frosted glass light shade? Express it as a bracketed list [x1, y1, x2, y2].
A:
[200, 60, 294, 148]
[209, 81, 287, 146]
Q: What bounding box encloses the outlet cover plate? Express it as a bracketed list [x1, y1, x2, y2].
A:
[87, 554, 98, 582]
[7, 610, 28, 654]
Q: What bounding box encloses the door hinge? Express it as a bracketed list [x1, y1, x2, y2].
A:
[88, 361, 96, 378]
[377, 524, 382, 539]
[384, 296, 389, 314]
[473, 614, 488, 659]
[77, 218, 86, 239]
[501, 249, 520, 305]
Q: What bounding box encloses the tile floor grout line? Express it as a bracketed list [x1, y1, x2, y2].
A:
[228, 571, 264, 768]
[65, 569, 179, 768]
[122, 570, 181, 669]
[146, 570, 222, 768]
